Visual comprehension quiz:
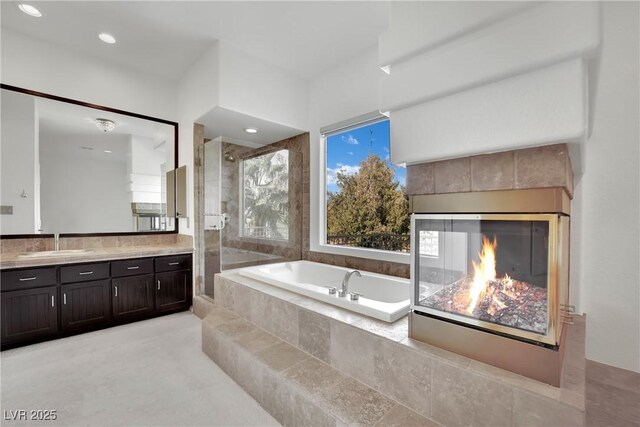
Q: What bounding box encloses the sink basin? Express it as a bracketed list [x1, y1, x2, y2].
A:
[17, 249, 91, 258]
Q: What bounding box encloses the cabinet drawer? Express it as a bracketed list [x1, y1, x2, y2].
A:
[155, 254, 192, 273]
[111, 258, 153, 278]
[60, 262, 109, 284]
[1, 267, 57, 292]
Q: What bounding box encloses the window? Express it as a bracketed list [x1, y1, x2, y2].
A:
[324, 117, 409, 253]
[242, 149, 289, 240]
[419, 230, 439, 257]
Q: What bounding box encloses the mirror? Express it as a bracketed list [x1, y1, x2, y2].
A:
[0, 86, 178, 235]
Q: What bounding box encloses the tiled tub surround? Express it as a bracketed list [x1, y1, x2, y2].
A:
[206, 271, 586, 426]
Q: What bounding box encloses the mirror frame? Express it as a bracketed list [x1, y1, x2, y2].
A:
[0, 84, 179, 239]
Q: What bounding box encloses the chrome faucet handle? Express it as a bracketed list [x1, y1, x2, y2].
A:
[349, 292, 362, 301]
[324, 286, 337, 295]
[337, 289, 348, 298]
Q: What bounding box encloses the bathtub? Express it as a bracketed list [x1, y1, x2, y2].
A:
[238, 260, 410, 322]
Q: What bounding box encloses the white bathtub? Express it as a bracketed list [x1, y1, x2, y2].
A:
[238, 260, 410, 322]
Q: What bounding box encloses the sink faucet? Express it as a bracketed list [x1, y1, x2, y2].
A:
[54, 233, 60, 251]
[338, 270, 361, 297]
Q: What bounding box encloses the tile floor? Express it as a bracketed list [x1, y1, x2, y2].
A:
[0, 312, 278, 427]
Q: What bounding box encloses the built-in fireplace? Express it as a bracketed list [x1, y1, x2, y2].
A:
[409, 187, 572, 386]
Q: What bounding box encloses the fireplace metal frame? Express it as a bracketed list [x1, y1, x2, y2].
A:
[408, 188, 572, 385]
[410, 212, 567, 346]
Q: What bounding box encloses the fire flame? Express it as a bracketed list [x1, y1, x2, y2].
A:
[466, 235, 498, 314]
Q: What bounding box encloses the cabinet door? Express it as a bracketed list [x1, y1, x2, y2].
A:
[61, 280, 111, 330]
[155, 270, 191, 312]
[1, 287, 58, 346]
[112, 274, 154, 319]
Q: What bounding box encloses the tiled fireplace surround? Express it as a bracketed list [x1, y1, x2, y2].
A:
[194, 142, 640, 426]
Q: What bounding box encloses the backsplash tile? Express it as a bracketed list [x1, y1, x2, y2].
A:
[1, 233, 192, 254]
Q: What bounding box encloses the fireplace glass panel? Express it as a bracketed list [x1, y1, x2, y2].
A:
[413, 215, 550, 336]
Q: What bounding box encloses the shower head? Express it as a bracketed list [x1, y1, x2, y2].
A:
[224, 151, 236, 162]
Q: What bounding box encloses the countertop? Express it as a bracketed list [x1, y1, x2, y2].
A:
[0, 245, 194, 270]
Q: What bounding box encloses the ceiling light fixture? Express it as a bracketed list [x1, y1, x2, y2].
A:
[95, 118, 116, 132]
[104, 150, 112, 154]
[98, 33, 116, 44]
[18, 4, 42, 17]
[244, 128, 258, 134]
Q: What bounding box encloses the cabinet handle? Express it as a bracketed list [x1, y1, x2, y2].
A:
[19, 277, 37, 281]
[168, 262, 180, 266]
[157, 280, 161, 291]
[51, 295, 55, 307]
[127, 266, 139, 270]
[63, 293, 67, 305]
[114, 286, 118, 297]
[79, 271, 94, 275]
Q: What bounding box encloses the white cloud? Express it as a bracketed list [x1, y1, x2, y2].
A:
[347, 151, 354, 156]
[326, 163, 360, 185]
[341, 134, 359, 145]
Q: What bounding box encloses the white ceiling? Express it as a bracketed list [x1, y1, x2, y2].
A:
[0, 1, 389, 81]
[199, 106, 304, 147]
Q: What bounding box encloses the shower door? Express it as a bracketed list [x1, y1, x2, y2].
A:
[203, 138, 222, 298]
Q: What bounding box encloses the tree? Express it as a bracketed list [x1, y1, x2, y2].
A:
[327, 155, 409, 248]
[243, 150, 289, 239]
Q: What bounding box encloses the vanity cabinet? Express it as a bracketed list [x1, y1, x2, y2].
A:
[1, 286, 58, 345]
[1, 253, 192, 349]
[60, 262, 111, 330]
[112, 275, 155, 319]
[61, 280, 111, 330]
[0, 266, 58, 345]
[155, 254, 192, 313]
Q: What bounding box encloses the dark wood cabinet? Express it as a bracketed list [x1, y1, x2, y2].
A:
[156, 270, 191, 312]
[61, 280, 111, 330]
[1, 286, 58, 345]
[1, 253, 192, 349]
[112, 274, 155, 319]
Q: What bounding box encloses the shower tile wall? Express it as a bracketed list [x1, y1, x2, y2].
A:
[220, 133, 308, 270]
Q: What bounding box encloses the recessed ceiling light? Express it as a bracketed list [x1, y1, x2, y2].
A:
[104, 150, 112, 154]
[18, 4, 42, 17]
[98, 33, 116, 44]
[244, 128, 258, 134]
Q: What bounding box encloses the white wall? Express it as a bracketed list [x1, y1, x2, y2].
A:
[0, 90, 38, 234]
[40, 150, 132, 233]
[382, 1, 600, 166]
[577, 2, 640, 372]
[218, 41, 308, 131]
[1, 30, 177, 120]
[176, 42, 221, 236]
[177, 41, 309, 236]
[1, 29, 181, 230]
[307, 48, 388, 259]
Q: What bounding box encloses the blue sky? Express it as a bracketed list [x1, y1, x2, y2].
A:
[326, 119, 405, 194]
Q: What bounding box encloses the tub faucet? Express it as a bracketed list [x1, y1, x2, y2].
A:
[54, 233, 60, 251]
[338, 270, 361, 297]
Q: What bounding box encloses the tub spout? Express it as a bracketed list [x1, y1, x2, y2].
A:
[339, 270, 361, 297]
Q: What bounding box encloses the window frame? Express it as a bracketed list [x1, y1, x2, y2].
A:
[315, 112, 410, 264]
